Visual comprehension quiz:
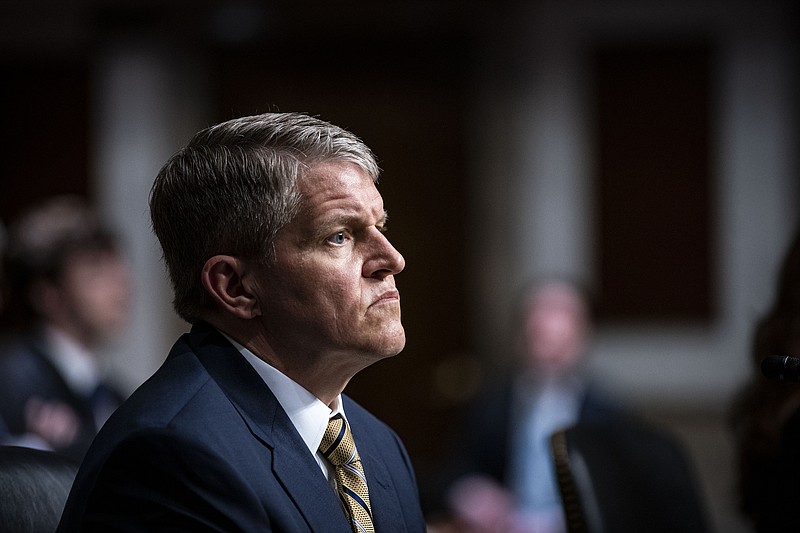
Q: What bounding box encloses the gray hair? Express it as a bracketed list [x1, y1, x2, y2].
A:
[149, 112, 380, 323]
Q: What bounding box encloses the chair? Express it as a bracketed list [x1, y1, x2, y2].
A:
[551, 420, 710, 533]
[0, 445, 79, 533]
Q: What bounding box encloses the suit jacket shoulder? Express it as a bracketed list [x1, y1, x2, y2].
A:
[58, 323, 425, 532]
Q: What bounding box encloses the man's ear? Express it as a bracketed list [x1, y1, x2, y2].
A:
[201, 256, 261, 319]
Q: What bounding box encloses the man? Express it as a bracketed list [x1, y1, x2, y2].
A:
[57, 112, 426, 532]
[432, 278, 628, 533]
[0, 196, 130, 462]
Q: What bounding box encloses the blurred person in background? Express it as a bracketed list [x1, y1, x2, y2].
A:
[730, 227, 800, 533]
[0, 195, 131, 462]
[429, 277, 630, 533]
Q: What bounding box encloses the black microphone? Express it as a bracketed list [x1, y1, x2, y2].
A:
[761, 355, 800, 382]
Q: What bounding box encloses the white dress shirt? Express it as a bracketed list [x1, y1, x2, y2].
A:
[222, 334, 344, 489]
[43, 325, 102, 397]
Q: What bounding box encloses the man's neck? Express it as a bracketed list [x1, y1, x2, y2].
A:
[205, 316, 352, 407]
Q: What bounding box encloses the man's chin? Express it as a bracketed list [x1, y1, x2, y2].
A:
[374, 328, 406, 360]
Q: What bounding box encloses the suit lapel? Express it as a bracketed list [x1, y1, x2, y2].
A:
[269, 418, 352, 532]
[360, 450, 407, 532]
[185, 323, 351, 532]
[345, 399, 408, 533]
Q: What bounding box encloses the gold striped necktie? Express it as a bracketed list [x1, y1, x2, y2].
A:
[319, 414, 375, 533]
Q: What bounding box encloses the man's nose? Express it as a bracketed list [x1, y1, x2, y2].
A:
[363, 229, 405, 279]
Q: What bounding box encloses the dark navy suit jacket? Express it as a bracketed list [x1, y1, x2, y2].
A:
[0, 333, 125, 462]
[423, 373, 629, 515]
[451, 375, 628, 487]
[57, 323, 425, 532]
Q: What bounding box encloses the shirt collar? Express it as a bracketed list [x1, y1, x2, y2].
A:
[220, 333, 345, 457]
[43, 325, 100, 396]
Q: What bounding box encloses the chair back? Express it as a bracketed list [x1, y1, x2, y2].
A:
[0, 446, 79, 533]
[551, 420, 709, 533]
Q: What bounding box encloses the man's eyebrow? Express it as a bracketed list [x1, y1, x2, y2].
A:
[377, 210, 389, 228]
[305, 212, 360, 244]
[305, 215, 348, 244]
[306, 210, 390, 243]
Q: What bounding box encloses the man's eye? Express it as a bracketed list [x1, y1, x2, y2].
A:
[327, 231, 347, 245]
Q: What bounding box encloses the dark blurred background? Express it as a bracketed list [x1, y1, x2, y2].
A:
[2, 1, 798, 530]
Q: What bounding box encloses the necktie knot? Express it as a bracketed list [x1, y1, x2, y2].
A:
[320, 415, 358, 467]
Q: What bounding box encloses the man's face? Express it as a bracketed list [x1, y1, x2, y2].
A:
[253, 162, 406, 369]
[56, 249, 132, 342]
[523, 282, 589, 375]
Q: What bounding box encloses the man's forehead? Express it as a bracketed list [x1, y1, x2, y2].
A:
[298, 165, 384, 214]
[307, 201, 388, 230]
[299, 161, 375, 188]
[279, 170, 386, 243]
